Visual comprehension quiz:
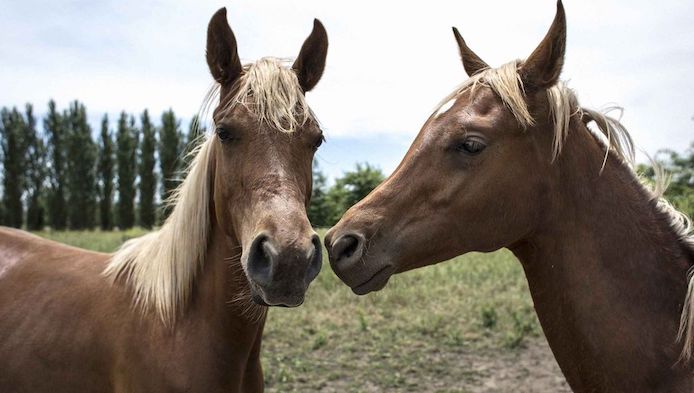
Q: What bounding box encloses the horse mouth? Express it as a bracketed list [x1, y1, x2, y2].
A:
[250, 287, 304, 307]
[351, 265, 394, 295]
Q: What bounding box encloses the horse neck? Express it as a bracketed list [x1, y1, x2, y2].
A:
[186, 216, 266, 335]
[510, 120, 693, 388]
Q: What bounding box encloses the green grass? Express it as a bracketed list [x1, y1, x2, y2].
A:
[34, 228, 544, 392]
[37, 228, 148, 252]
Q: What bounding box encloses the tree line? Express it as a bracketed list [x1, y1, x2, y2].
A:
[4, 100, 688, 232]
[0, 100, 203, 230]
[0, 100, 387, 230]
[308, 162, 385, 227]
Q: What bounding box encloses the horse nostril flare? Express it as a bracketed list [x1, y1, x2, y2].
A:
[247, 234, 275, 286]
[306, 234, 323, 281]
[331, 233, 364, 264]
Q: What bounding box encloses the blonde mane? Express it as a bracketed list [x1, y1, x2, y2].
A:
[104, 57, 312, 324]
[433, 59, 694, 360]
[233, 57, 313, 133]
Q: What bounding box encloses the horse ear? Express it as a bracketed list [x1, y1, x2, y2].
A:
[206, 8, 243, 86]
[519, 0, 567, 90]
[452, 27, 489, 77]
[293, 19, 328, 92]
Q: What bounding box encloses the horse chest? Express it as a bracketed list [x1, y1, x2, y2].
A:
[115, 337, 255, 393]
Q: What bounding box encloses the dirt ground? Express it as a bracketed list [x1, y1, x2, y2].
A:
[266, 337, 570, 393]
[454, 338, 570, 393]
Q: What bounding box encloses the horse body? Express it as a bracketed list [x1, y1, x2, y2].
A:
[325, 2, 694, 391]
[0, 228, 121, 392]
[510, 120, 694, 392]
[0, 7, 328, 392]
[0, 226, 265, 393]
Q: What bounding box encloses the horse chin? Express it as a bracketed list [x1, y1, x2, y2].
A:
[349, 264, 395, 296]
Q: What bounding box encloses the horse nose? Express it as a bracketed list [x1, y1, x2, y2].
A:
[328, 232, 365, 271]
[246, 233, 323, 298]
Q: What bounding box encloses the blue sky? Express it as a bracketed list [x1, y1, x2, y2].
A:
[1, 0, 692, 181]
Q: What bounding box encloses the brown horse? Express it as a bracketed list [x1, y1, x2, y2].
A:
[326, 2, 694, 392]
[0, 8, 327, 393]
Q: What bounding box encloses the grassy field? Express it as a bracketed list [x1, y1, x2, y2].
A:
[34, 229, 569, 392]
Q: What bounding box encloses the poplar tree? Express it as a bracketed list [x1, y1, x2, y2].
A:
[65, 101, 97, 229]
[0, 113, 4, 225]
[45, 100, 68, 229]
[98, 115, 114, 230]
[159, 109, 182, 220]
[1, 108, 27, 228]
[24, 104, 46, 230]
[138, 110, 157, 228]
[116, 112, 137, 229]
[182, 114, 205, 170]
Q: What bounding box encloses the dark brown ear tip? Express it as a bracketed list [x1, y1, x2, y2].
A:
[209, 8, 228, 29]
[312, 19, 327, 36]
[212, 7, 227, 19]
[556, 0, 566, 20]
[452, 27, 464, 42]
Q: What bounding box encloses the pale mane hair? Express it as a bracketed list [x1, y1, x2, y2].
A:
[234, 57, 313, 133]
[433, 59, 694, 360]
[433, 60, 635, 162]
[104, 57, 312, 324]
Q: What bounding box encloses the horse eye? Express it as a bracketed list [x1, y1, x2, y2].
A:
[313, 134, 325, 150]
[457, 139, 486, 155]
[216, 127, 236, 143]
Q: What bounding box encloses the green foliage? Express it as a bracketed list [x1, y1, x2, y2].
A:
[44, 100, 68, 230]
[159, 109, 182, 220]
[138, 110, 157, 229]
[182, 114, 205, 171]
[307, 162, 385, 227]
[307, 161, 332, 227]
[335, 162, 385, 208]
[116, 112, 138, 229]
[324, 185, 350, 226]
[24, 104, 46, 230]
[640, 143, 694, 219]
[0, 132, 2, 224]
[65, 101, 97, 229]
[98, 115, 114, 230]
[0, 107, 27, 228]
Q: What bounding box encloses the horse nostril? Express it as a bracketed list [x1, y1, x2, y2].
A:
[306, 234, 323, 282]
[247, 234, 276, 286]
[330, 233, 364, 266]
